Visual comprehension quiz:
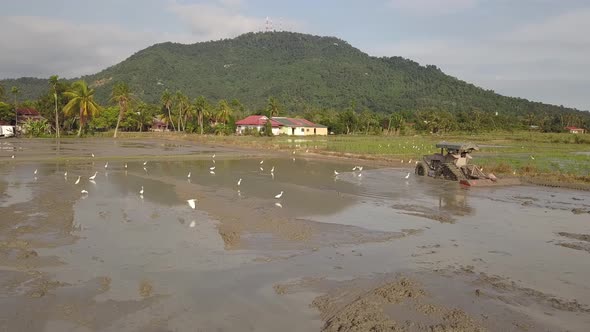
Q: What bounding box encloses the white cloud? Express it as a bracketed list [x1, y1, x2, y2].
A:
[388, 0, 478, 15]
[167, 0, 304, 41]
[367, 7, 590, 109]
[0, 16, 192, 78]
[167, 2, 262, 40]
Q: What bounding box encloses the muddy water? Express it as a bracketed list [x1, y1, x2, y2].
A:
[1, 139, 590, 331]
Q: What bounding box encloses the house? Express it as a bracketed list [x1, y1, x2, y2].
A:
[16, 108, 45, 125]
[151, 118, 168, 132]
[235, 115, 282, 135]
[565, 126, 586, 134]
[235, 115, 327, 136]
[271, 117, 328, 136]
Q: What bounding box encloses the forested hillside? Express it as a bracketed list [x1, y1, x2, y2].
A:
[1, 31, 588, 121]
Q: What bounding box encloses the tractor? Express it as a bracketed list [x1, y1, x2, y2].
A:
[414, 142, 518, 186]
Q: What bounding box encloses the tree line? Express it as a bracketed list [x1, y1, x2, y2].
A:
[0, 78, 588, 138]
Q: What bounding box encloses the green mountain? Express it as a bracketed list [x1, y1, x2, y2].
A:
[1, 32, 588, 119]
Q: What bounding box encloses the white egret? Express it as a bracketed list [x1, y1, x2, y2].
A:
[11, 155, 14, 159]
[189, 221, 196, 228]
[187, 199, 196, 209]
[401, 160, 404, 164]
[358, 166, 363, 171]
[91, 153, 95, 158]
[209, 171, 215, 175]
[270, 166, 275, 173]
[237, 178, 242, 186]
[275, 202, 283, 208]
[75, 176, 81, 184]
[139, 186, 144, 195]
[104, 162, 108, 169]
[143, 161, 148, 166]
[260, 167, 264, 172]
[34, 169, 38, 175]
[81, 190, 88, 194]
[292, 150, 296, 155]
[124, 163, 128, 169]
[212, 154, 216, 159]
[357, 172, 362, 177]
[408, 159, 412, 164]
[64, 171, 68, 177]
[209, 166, 215, 171]
[89, 172, 98, 180]
[292, 157, 295, 162]
[212, 159, 216, 164]
[530, 155, 535, 160]
[274, 191, 284, 199]
[404, 172, 410, 179]
[334, 170, 339, 176]
[143, 167, 148, 173]
[260, 160, 264, 165]
[187, 172, 191, 178]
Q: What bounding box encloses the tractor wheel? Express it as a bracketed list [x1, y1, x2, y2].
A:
[415, 162, 426, 176]
[440, 163, 462, 181]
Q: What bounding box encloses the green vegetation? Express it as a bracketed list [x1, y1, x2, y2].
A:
[1, 32, 588, 132]
[62, 80, 102, 137]
[22, 118, 50, 137]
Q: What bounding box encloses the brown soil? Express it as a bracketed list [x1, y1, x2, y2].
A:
[139, 280, 154, 298]
[557, 232, 590, 242]
[449, 266, 590, 313]
[308, 276, 485, 332]
[392, 204, 456, 223]
[557, 242, 590, 254]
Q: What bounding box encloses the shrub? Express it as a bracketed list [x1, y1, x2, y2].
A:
[22, 119, 50, 137]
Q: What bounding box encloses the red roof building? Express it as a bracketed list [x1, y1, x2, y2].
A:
[235, 115, 281, 127]
[235, 115, 327, 136]
[16, 108, 45, 125]
[565, 126, 586, 134]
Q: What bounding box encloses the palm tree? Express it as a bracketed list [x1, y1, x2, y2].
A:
[267, 97, 280, 117]
[11, 86, 20, 129]
[160, 89, 175, 131]
[49, 75, 60, 138]
[134, 102, 154, 132]
[216, 100, 233, 125]
[110, 82, 133, 138]
[193, 96, 208, 135]
[63, 80, 102, 137]
[175, 91, 189, 132]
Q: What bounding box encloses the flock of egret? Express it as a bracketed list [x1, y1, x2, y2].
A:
[27, 149, 415, 211]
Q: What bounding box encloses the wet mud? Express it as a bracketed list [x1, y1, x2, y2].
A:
[1, 139, 590, 331]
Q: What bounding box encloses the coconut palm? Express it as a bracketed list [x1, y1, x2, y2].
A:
[160, 89, 175, 131]
[49, 75, 60, 138]
[193, 96, 208, 135]
[11, 86, 20, 128]
[267, 96, 280, 117]
[63, 80, 102, 137]
[110, 82, 133, 138]
[175, 91, 189, 132]
[216, 100, 232, 125]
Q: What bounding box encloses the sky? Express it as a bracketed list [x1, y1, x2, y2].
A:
[0, 0, 589, 110]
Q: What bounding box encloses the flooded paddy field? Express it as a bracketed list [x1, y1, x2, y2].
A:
[1, 139, 590, 331]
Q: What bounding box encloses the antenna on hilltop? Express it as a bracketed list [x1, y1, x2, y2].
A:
[265, 16, 274, 32]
